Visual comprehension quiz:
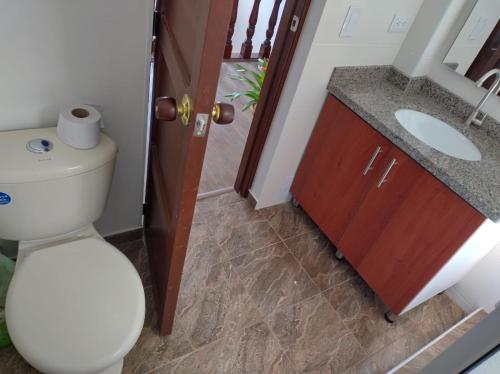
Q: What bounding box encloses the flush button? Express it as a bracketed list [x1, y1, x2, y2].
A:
[27, 139, 54, 153]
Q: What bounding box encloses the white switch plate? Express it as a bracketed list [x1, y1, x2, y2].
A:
[388, 14, 411, 33]
[339, 6, 362, 38]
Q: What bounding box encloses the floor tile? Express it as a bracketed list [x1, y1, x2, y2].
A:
[231, 242, 321, 315]
[342, 357, 384, 374]
[185, 223, 229, 273]
[285, 230, 357, 291]
[0, 346, 39, 374]
[395, 310, 487, 373]
[367, 329, 429, 373]
[218, 220, 281, 259]
[115, 238, 152, 287]
[0, 192, 471, 374]
[324, 276, 416, 355]
[175, 261, 262, 349]
[123, 322, 194, 374]
[260, 203, 316, 240]
[123, 286, 194, 373]
[147, 351, 202, 374]
[406, 293, 466, 342]
[193, 321, 296, 374]
[193, 195, 260, 229]
[266, 294, 366, 373]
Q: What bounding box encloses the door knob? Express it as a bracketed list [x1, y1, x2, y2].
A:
[155, 94, 192, 126]
[155, 97, 177, 121]
[212, 102, 234, 125]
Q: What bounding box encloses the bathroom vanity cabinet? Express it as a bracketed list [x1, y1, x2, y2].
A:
[291, 95, 487, 315]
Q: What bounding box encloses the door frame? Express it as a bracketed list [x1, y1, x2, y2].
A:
[234, 0, 311, 196]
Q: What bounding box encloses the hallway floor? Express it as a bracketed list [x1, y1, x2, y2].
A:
[198, 62, 258, 195]
[0, 193, 466, 373]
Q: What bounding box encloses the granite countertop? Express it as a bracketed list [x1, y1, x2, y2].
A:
[327, 66, 500, 222]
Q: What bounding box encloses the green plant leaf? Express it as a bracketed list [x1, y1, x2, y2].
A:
[242, 101, 255, 111]
[243, 90, 259, 100]
[235, 64, 247, 72]
[249, 70, 264, 87]
[224, 92, 243, 101]
[235, 75, 260, 92]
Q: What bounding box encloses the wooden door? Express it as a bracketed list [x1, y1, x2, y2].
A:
[145, 0, 234, 335]
[339, 146, 484, 314]
[291, 95, 391, 243]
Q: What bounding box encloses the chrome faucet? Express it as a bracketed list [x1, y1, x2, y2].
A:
[465, 68, 500, 127]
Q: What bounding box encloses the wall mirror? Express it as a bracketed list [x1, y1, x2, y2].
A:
[443, 0, 499, 88]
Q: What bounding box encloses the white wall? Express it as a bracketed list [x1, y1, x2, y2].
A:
[0, 1, 154, 236]
[250, 0, 425, 208]
[450, 243, 500, 313]
[232, 0, 285, 57]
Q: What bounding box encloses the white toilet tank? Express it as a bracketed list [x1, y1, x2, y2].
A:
[0, 127, 117, 241]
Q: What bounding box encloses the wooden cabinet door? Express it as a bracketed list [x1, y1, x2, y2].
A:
[291, 95, 391, 243]
[339, 146, 484, 314]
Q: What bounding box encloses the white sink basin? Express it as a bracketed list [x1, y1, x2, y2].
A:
[395, 109, 481, 161]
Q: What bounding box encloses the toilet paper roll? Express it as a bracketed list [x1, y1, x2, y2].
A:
[57, 104, 102, 149]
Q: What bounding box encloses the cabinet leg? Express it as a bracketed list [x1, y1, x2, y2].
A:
[384, 311, 397, 324]
[291, 197, 300, 208]
[334, 249, 344, 261]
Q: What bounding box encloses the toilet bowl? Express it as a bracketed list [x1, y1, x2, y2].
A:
[0, 127, 145, 373]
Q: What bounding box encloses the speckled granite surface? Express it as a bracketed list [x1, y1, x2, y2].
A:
[328, 66, 500, 222]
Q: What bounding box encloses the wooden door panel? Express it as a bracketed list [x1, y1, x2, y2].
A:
[339, 147, 485, 314]
[145, 0, 233, 335]
[291, 95, 391, 243]
[161, 1, 198, 80]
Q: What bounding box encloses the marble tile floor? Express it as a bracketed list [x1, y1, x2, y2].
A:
[0, 192, 466, 373]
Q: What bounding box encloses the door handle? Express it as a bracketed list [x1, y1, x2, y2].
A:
[212, 102, 234, 125]
[155, 94, 192, 126]
[363, 146, 383, 176]
[377, 158, 398, 188]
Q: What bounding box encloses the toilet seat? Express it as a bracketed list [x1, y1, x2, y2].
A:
[6, 238, 145, 374]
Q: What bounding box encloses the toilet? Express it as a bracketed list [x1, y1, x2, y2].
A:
[0, 127, 145, 374]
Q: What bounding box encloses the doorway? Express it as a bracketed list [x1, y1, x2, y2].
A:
[198, 61, 259, 196]
[198, 0, 285, 197]
[197, 0, 310, 199]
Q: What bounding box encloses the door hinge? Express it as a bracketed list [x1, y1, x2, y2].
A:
[290, 15, 300, 32]
[152, 10, 160, 37]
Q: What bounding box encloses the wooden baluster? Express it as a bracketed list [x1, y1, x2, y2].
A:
[224, 0, 239, 59]
[240, 0, 262, 59]
[259, 0, 282, 59]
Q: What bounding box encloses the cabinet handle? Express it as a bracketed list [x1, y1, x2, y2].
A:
[377, 158, 398, 188]
[363, 146, 383, 176]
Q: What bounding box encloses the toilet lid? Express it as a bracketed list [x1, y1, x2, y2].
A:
[6, 238, 145, 374]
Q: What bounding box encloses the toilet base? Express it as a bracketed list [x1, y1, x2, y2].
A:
[100, 359, 124, 374]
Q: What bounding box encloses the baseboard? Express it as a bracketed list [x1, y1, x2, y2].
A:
[387, 308, 487, 373]
[446, 286, 477, 314]
[197, 187, 234, 200]
[105, 227, 143, 246]
[248, 190, 258, 208]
